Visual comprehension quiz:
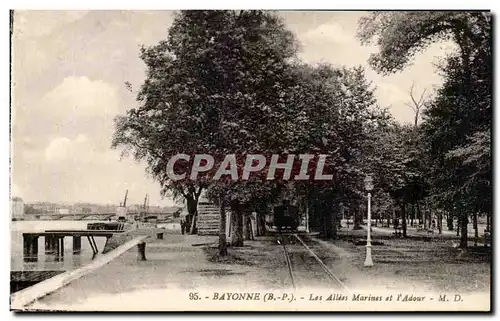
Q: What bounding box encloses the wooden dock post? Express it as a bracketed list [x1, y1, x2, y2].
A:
[137, 241, 146, 261]
[23, 235, 30, 259]
[32, 236, 38, 260]
[44, 236, 51, 254]
[45, 235, 56, 254]
[23, 235, 38, 262]
[52, 236, 58, 254]
[72, 236, 82, 254]
[56, 236, 64, 261]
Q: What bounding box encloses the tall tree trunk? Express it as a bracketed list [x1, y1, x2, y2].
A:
[410, 204, 414, 227]
[324, 197, 337, 239]
[438, 211, 442, 234]
[331, 201, 339, 239]
[243, 212, 248, 240]
[324, 210, 332, 239]
[456, 26, 471, 249]
[256, 211, 265, 236]
[248, 214, 254, 240]
[419, 204, 422, 226]
[340, 203, 345, 228]
[189, 213, 197, 234]
[186, 197, 198, 235]
[459, 212, 468, 248]
[230, 203, 244, 247]
[218, 194, 227, 256]
[243, 211, 253, 240]
[392, 205, 397, 229]
[308, 202, 314, 232]
[305, 202, 310, 232]
[401, 203, 407, 237]
[447, 212, 454, 231]
[423, 207, 426, 229]
[354, 205, 361, 230]
[473, 212, 478, 247]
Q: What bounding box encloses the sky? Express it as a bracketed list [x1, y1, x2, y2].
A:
[11, 10, 457, 206]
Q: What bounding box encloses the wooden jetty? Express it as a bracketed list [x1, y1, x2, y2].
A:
[22, 226, 126, 262]
[11, 235, 149, 309]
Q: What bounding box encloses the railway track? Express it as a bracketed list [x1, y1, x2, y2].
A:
[278, 232, 350, 291]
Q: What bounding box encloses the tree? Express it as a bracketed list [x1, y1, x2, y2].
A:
[282, 63, 390, 238]
[113, 10, 296, 240]
[357, 12, 490, 75]
[24, 204, 39, 214]
[358, 11, 491, 247]
[405, 82, 430, 127]
[114, 10, 301, 250]
[423, 50, 491, 246]
[365, 122, 429, 237]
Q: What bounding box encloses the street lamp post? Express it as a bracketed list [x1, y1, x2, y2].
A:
[364, 175, 374, 267]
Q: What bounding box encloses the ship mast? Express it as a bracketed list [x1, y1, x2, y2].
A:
[122, 189, 129, 207]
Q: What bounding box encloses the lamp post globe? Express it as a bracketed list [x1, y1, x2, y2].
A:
[364, 175, 374, 191]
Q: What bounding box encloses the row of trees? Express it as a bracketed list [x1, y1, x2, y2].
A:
[112, 11, 491, 253]
[358, 12, 492, 247]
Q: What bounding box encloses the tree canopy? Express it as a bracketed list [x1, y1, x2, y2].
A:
[112, 10, 491, 251]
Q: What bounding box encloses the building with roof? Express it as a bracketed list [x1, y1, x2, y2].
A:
[11, 197, 25, 220]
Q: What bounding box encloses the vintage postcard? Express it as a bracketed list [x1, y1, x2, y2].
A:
[10, 10, 492, 312]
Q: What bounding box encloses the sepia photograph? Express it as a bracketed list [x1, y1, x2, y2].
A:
[9, 9, 492, 312]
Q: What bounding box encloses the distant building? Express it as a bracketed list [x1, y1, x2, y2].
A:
[116, 206, 127, 217]
[11, 197, 24, 220]
[57, 208, 70, 215]
[32, 202, 57, 214]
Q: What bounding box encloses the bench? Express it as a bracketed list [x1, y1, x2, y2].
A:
[394, 227, 403, 237]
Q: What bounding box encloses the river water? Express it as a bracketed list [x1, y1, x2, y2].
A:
[10, 220, 180, 272]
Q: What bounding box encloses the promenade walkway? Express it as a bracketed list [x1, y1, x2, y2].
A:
[23, 233, 283, 311]
[15, 227, 489, 311]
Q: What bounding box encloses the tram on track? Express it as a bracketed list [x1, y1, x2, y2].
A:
[273, 201, 300, 232]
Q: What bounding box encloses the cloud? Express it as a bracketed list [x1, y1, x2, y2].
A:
[295, 20, 377, 69]
[44, 134, 118, 165]
[44, 137, 72, 162]
[14, 11, 88, 38]
[375, 82, 407, 106]
[23, 76, 121, 151]
[301, 22, 354, 44]
[10, 11, 177, 206]
[292, 17, 456, 124]
[40, 76, 119, 118]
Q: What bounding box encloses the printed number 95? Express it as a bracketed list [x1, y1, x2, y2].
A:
[189, 292, 200, 300]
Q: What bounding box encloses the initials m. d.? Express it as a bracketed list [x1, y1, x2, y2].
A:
[438, 294, 462, 302]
